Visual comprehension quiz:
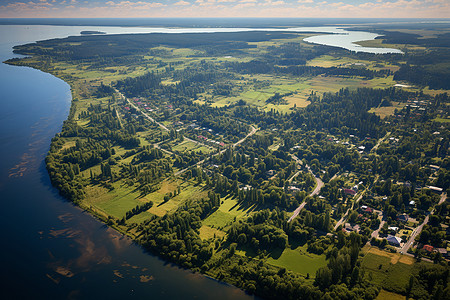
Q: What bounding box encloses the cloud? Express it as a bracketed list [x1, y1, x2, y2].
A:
[263, 0, 285, 6]
[1, 0, 449, 18]
[234, 2, 256, 8]
[104, 1, 166, 9]
[174, 0, 190, 5]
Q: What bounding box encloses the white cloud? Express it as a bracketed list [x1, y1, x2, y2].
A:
[234, 2, 255, 8]
[174, 0, 190, 5]
[1, 0, 449, 18]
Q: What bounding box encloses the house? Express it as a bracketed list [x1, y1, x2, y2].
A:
[423, 244, 434, 252]
[429, 165, 440, 171]
[397, 214, 409, 222]
[428, 186, 443, 194]
[266, 170, 275, 177]
[436, 248, 448, 258]
[387, 235, 401, 247]
[344, 223, 360, 233]
[388, 227, 399, 232]
[363, 207, 373, 214]
[344, 189, 357, 196]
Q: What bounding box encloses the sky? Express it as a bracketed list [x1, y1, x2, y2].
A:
[0, 0, 449, 19]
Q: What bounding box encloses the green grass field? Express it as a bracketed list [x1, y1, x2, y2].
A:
[203, 196, 256, 230]
[376, 289, 405, 300]
[369, 102, 406, 119]
[267, 245, 327, 277]
[361, 247, 427, 295]
[84, 182, 144, 219]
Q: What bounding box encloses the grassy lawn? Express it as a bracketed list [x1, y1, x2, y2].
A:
[128, 211, 154, 224]
[147, 180, 207, 217]
[267, 245, 327, 277]
[376, 289, 405, 300]
[433, 117, 450, 123]
[171, 139, 214, 153]
[369, 102, 407, 119]
[203, 196, 256, 230]
[84, 182, 144, 219]
[199, 225, 226, 240]
[361, 246, 426, 294]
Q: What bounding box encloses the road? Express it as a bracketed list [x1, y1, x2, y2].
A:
[174, 125, 257, 176]
[369, 210, 384, 240]
[371, 131, 391, 154]
[287, 202, 307, 223]
[114, 88, 170, 132]
[115, 88, 223, 152]
[287, 155, 324, 223]
[333, 192, 365, 231]
[399, 192, 447, 254]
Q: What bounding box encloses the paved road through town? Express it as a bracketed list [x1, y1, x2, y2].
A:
[400, 192, 447, 254]
[287, 155, 324, 223]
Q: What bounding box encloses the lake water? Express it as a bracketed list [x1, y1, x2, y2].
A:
[304, 31, 404, 54]
[0, 25, 257, 300]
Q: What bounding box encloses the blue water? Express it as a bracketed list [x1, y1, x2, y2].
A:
[0, 25, 256, 300]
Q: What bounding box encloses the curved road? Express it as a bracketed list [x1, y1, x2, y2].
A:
[287, 155, 324, 223]
[400, 192, 447, 254]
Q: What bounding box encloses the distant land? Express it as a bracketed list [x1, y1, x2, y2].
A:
[80, 30, 106, 35]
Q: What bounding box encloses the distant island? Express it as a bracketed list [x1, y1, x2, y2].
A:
[80, 30, 106, 35]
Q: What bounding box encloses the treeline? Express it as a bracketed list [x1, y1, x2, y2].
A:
[394, 64, 450, 90]
[12, 31, 299, 60]
[138, 192, 221, 268]
[124, 201, 153, 220]
[226, 60, 392, 79]
[233, 87, 414, 138]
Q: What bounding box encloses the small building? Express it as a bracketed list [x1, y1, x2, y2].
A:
[423, 244, 434, 252]
[428, 186, 443, 194]
[397, 214, 409, 222]
[388, 227, 399, 232]
[344, 188, 357, 196]
[429, 165, 440, 171]
[436, 248, 448, 258]
[344, 223, 360, 233]
[266, 170, 275, 177]
[387, 235, 401, 247]
[363, 207, 373, 214]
